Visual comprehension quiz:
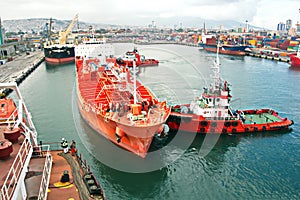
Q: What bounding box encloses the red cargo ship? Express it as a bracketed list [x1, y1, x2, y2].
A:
[75, 56, 170, 157]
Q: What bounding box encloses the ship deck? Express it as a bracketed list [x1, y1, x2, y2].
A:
[243, 113, 281, 125]
[78, 67, 167, 127]
[0, 126, 26, 191]
[0, 124, 102, 200]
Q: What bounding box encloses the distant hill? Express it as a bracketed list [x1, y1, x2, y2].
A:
[2, 18, 118, 33]
[1, 17, 263, 33]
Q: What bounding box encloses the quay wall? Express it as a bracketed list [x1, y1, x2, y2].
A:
[0, 50, 44, 97]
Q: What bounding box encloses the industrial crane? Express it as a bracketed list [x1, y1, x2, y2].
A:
[58, 14, 78, 45]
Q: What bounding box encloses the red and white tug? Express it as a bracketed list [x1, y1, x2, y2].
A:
[167, 43, 293, 134]
[117, 48, 159, 67]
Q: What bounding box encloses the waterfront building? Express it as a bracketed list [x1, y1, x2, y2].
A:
[286, 19, 292, 31]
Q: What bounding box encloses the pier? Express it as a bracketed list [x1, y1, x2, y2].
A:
[0, 50, 44, 83]
[246, 52, 290, 63]
[0, 50, 44, 96]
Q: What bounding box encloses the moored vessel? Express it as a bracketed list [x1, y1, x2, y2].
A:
[0, 82, 105, 200]
[200, 37, 250, 56]
[167, 44, 293, 134]
[43, 14, 78, 64]
[44, 44, 75, 64]
[289, 44, 300, 67]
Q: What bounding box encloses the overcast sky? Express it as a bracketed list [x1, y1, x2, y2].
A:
[1, 0, 299, 30]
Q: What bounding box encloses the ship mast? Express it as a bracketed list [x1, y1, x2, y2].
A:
[133, 60, 137, 104]
[211, 41, 221, 93]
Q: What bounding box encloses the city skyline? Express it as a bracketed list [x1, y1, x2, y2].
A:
[1, 0, 299, 30]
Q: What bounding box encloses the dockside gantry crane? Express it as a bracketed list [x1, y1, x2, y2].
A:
[58, 14, 78, 45]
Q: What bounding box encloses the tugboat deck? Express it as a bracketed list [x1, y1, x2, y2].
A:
[243, 113, 283, 125]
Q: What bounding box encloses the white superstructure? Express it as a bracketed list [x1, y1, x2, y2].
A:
[75, 37, 115, 65]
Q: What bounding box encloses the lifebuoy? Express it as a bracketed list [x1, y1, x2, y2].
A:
[245, 127, 249, 132]
[254, 127, 258, 131]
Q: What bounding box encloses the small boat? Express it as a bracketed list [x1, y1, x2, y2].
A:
[289, 44, 300, 67]
[167, 44, 293, 134]
[117, 48, 159, 67]
[0, 82, 106, 200]
[75, 51, 170, 157]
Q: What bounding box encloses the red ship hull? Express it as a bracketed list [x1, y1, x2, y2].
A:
[204, 46, 246, 56]
[45, 57, 75, 64]
[290, 54, 300, 67]
[167, 107, 293, 134]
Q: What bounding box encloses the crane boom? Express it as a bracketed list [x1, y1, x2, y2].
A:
[59, 14, 78, 45]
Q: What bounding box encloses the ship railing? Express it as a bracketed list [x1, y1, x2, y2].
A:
[36, 145, 52, 200]
[147, 107, 165, 124]
[110, 68, 121, 82]
[0, 108, 18, 126]
[20, 121, 37, 146]
[126, 84, 143, 101]
[0, 138, 32, 200]
[205, 116, 239, 121]
[95, 84, 118, 99]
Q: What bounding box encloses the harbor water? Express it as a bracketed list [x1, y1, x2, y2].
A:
[18, 44, 299, 199]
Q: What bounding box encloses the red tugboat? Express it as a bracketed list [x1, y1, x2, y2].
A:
[117, 48, 159, 67]
[75, 55, 170, 158]
[289, 44, 300, 67]
[167, 44, 293, 134]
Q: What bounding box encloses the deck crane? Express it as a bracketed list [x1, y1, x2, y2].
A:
[58, 14, 78, 45]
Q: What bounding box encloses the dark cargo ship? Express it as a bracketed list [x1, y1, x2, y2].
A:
[44, 44, 75, 64]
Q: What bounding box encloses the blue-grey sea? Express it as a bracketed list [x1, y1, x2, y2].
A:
[18, 44, 299, 199]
